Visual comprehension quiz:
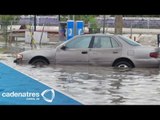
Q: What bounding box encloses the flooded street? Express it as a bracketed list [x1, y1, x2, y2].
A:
[1, 55, 160, 105]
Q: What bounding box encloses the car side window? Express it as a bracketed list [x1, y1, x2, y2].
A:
[93, 36, 112, 48]
[65, 36, 92, 48]
[111, 38, 119, 47]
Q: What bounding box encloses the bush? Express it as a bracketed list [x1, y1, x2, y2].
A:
[89, 28, 100, 33]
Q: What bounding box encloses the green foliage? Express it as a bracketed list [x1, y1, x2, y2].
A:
[88, 16, 100, 29]
[60, 15, 100, 33]
[0, 15, 19, 46]
[76, 15, 100, 33]
[60, 15, 68, 21]
[60, 15, 100, 28]
[75, 15, 100, 28]
[0, 15, 18, 24]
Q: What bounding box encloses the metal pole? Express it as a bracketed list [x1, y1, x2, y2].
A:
[147, 19, 149, 29]
[68, 15, 70, 20]
[10, 21, 13, 47]
[58, 15, 61, 21]
[102, 15, 106, 34]
[39, 24, 45, 47]
[130, 22, 132, 39]
[106, 16, 109, 32]
[157, 34, 159, 47]
[34, 15, 36, 31]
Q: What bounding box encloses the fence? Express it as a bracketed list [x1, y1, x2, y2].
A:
[96, 17, 160, 29]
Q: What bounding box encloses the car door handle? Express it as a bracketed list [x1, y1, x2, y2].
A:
[113, 51, 118, 54]
[81, 51, 88, 54]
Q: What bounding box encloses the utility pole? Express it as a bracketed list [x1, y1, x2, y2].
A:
[30, 15, 37, 49]
[58, 15, 61, 21]
[68, 15, 70, 20]
[102, 15, 106, 34]
[34, 15, 36, 31]
[130, 22, 133, 39]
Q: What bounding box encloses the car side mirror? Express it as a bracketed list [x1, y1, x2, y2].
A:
[61, 45, 66, 50]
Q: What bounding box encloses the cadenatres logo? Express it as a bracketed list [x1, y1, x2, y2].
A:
[1, 89, 55, 103]
[41, 89, 55, 103]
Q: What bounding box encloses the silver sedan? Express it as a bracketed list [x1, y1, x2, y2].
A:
[14, 34, 160, 68]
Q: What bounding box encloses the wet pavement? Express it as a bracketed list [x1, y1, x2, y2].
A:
[1, 41, 160, 105]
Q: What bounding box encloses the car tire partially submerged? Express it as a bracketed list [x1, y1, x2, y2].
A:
[30, 58, 49, 67]
[114, 61, 134, 68]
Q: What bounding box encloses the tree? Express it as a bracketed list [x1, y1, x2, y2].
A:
[0, 15, 17, 22]
[0, 15, 19, 46]
[75, 15, 100, 33]
[115, 15, 123, 34]
[59, 15, 100, 33]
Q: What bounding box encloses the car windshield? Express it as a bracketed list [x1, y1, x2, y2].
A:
[118, 36, 141, 46]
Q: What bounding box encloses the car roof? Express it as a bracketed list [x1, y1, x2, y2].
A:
[78, 33, 115, 37]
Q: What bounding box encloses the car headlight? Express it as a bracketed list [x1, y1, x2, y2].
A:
[16, 54, 23, 59]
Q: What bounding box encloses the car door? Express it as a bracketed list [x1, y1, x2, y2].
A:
[89, 36, 122, 66]
[55, 36, 92, 65]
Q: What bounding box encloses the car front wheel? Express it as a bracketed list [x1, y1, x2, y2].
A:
[30, 58, 49, 67]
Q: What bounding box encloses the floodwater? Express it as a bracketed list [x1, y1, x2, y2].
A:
[2, 55, 160, 105]
[1, 41, 160, 105]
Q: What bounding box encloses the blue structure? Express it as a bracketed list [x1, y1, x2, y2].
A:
[67, 20, 74, 40]
[0, 62, 82, 105]
[76, 21, 84, 35]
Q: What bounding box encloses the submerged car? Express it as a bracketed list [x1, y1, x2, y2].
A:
[14, 34, 160, 68]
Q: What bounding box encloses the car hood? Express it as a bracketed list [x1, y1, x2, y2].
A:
[20, 48, 55, 54]
[19, 48, 56, 59]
